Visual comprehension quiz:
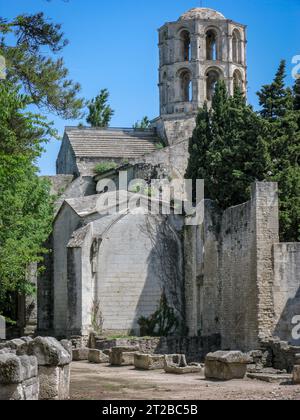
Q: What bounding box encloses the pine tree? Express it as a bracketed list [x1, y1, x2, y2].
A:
[186, 82, 267, 209]
[86, 89, 114, 128]
[257, 60, 293, 120]
[294, 77, 300, 111]
[0, 12, 83, 119]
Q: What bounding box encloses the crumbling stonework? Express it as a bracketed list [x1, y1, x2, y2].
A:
[0, 337, 71, 400]
[134, 354, 165, 370]
[110, 347, 140, 366]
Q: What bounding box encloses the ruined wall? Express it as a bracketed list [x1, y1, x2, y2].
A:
[133, 139, 189, 180]
[186, 183, 280, 352]
[273, 243, 300, 345]
[153, 116, 196, 146]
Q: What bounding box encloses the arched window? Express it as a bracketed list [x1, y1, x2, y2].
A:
[233, 70, 244, 92]
[232, 30, 242, 64]
[179, 30, 191, 62]
[206, 30, 219, 61]
[206, 69, 221, 101]
[179, 69, 192, 102]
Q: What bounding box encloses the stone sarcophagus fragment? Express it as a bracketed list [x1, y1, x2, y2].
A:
[134, 353, 165, 370]
[205, 351, 251, 381]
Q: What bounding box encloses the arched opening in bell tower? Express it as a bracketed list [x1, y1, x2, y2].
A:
[178, 69, 192, 102]
[232, 29, 242, 64]
[233, 69, 244, 92]
[206, 68, 222, 101]
[179, 30, 191, 62]
[206, 29, 219, 61]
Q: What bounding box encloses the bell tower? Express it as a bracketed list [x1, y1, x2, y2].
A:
[154, 8, 247, 145]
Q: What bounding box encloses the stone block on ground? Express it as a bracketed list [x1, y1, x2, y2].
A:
[0, 354, 39, 400]
[0, 354, 37, 384]
[205, 351, 251, 381]
[110, 347, 139, 366]
[88, 349, 109, 364]
[27, 337, 71, 366]
[38, 365, 70, 400]
[293, 365, 300, 385]
[72, 347, 90, 361]
[247, 372, 292, 383]
[163, 354, 203, 375]
[134, 353, 165, 370]
[0, 377, 39, 401]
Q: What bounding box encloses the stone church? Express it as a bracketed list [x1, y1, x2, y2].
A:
[20, 8, 299, 352]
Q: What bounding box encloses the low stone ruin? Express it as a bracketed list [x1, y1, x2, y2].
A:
[0, 354, 39, 400]
[164, 354, 204, 375]
[134, 353, 165, 370]
[205, 351, 251, 381]
[110, 346, 139, 366]
[0, 337, 71, 400]
[72, 347, 90, 361]
[88, 349, 109, 364]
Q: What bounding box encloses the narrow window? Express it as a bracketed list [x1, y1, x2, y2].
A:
[180, 30, 191, 61]
[206, 30, 218, 61]
[206, 69, 220, 101]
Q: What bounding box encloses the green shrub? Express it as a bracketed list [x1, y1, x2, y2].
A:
[94, 162, 118, 175]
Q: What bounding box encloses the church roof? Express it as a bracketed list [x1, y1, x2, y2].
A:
[64, 127, 160, 159]
[179, 8, 226, 21]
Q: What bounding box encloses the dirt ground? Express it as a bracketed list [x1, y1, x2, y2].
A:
[70, 362, 300, 401]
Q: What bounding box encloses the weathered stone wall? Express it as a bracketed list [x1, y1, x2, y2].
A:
[273, 243, 300, 345]
[185, 183, 280, 352]
[56, 135, 78, 176]
[95, 335, 220, 363]
[132, 139, 189, 179]
[95, 212, 184, 335]
[53, 206, 81, 337]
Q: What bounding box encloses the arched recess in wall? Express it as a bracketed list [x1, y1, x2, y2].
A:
[206, 28, 221, 61]
[206, 67, 223, 101]
[178, 29, 191, 62]
[233, 69, 244, 92]
[232, 29, 242, 64]
[178, 68, 192, 102]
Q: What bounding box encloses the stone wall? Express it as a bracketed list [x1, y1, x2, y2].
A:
[273, 243, 300, 345]
[132, 139, 189, 179]
[95, 335, 221, 363]
[185, 183, 280, 352]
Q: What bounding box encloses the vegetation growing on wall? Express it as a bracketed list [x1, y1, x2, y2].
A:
[138, 293, 179, 337]
[94, 161, 118, 175]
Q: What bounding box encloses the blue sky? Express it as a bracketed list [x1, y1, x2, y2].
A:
[1, 0, 299, 175]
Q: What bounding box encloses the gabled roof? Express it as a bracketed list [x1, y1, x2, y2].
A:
[64, 127, 160, 159]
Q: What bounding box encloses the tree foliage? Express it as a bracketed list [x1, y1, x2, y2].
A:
[0, 12, 83, 118]
[186, 61, 300, 242]
[86, 89, 114, 128]
[133, 116, 151, 130]
[0, 82, 53, 317]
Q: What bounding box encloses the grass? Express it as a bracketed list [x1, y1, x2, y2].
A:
[94, 162, 118, 175]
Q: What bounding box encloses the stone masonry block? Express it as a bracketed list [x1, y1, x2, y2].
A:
[134, 354, 165, 370]
[72, 348, 90, 361]
[205, 351, 251, 381]
[38, 365, 70, 400]
[27, 337, 71, 366]
[88, 349, 109, 364]
[293, 365, 300, 385]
